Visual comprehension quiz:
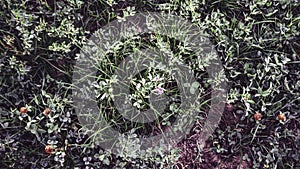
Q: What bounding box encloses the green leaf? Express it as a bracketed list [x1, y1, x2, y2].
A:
[190, 88, 196, 94]
[183, 83, 190, 87]
[191, 82, 200, 88]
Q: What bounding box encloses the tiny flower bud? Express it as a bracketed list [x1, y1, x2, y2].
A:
[45, 145, 54, 154]
[43, 108, 51, 116]
[254, 112, 262, 121]
[20, 107, 28, 114]
[277, 113, 286, 122]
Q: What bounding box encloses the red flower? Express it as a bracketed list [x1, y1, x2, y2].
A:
[20, 107, 28, 114]
[277, 113, 286, 122]
[254, 112, 262, 121]
[43, 108, 51, 116]
[45, 145, 55, 154]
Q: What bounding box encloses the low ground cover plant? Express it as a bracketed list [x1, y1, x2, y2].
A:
[0, 0, 299, 168]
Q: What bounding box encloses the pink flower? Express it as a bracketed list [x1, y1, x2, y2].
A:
[153, 87, 165, 95]
[152, 76, 163, 82]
